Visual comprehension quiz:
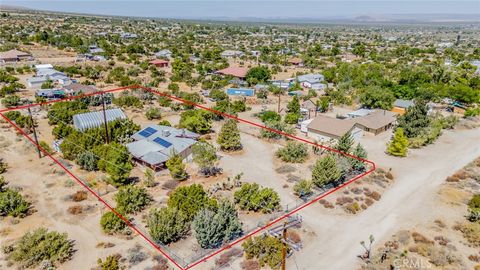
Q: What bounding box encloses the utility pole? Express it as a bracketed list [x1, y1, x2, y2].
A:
[27, 107, 42, 158]
[101, 93, 109, 144]
[281, 221, 287, 270]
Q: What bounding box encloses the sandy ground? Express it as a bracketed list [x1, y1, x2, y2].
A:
[286, 126, 480, 270]
[0, 129, 161, 270]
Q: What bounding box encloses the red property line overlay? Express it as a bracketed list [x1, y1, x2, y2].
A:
[0, 85, 376, 270]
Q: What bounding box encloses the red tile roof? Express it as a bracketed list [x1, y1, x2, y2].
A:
[216, 66, 249, 78]
[149, 59, 169, 65]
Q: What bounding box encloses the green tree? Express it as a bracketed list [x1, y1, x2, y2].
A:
[360, 86, 395, 110]
[334, 131, 354, 154]
[98, 143, 133, 186]
[166, 152, 188, 180]
[350, 144, 368, 172]
[396, 100, 430, 138]
[386, 128, 409, 157]
[285, 95, 301, 124]
[259, 110, 281, 123]
[275, 141, 308, 163]
[147, 207, 190, 244]
[246, 66, 271, 85]
[115, 185, 152, 214]
[311, 154, 341, 187]
[100, 211, 128, 234]
[234, 183, 280, 213]
[192, 200, 243, 248]
[217, 119, 242, 151]
[7, 228, 74, 268]
[192, 141, 220, 176]
[40, 79, 54, 89]
[179, 110, 213, 134]
[167, 184, 217, 221]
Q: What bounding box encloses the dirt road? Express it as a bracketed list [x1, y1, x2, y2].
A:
[290, 127, 480, 270]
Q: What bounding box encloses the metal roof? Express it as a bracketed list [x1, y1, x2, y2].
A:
[127, 125, 199, 166]
[73, 108, 127, 131]
[393, 99, 415, 109]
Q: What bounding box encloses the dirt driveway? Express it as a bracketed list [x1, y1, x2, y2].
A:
[289, 127, 480, 270]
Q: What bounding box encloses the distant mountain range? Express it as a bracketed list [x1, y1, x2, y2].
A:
[1, 4, 479, 24]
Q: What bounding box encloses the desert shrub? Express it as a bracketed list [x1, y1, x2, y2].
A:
[336, 196, 354, 206]
[215, 248, 243, 267]
[365, 190, 381, 201]
[468, 194, 480, 210]
[114, 185, 152, 214]
[258, 110, 281, 123]
[71, 190, 88, 202]
[76, 151, 99, 171]
[158, 120, 171, 126]
[127, 245, 147, 265]
[234, 183, 280, 213]
[0, 158, 6, 174]
[98, 254, 121, 270]
[345, 202, 361, 214]
[147, 207, 190, 244]
[241, 260, 260, 270]
[464, 107, 480, 117]
[100, 211, 129, 234]
[275, 142, 308, 163]
[39, 141, 54, 155]
[113, 95, 143, 108]
[146, 108, 162, 120]
[165, 152, 188, 180]
[0, 178, 30, 217]
[260, 120, 295, 139]
[167, 184, 217, 220]
[293, 180, 313, 197]
[242, 235, 287, 269]
[286, 231, 301, 243]
[7, 228, 74, 267]
[412, 232, 434, 245]
[162, 180, 178, 190]
[67, 205, 83, 215]
[458, 222, 480, 247]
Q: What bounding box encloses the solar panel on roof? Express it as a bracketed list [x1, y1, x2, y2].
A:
[153, 137, 172, 148]
[138, 127, 157, 137]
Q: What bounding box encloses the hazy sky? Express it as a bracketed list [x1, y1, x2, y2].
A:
[2, 1, 480, 19]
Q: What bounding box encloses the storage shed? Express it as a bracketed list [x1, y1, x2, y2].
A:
[73, 108, 127, 131]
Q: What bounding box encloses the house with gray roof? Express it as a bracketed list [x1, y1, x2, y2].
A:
[27, 76, 49, 88]
[73, 108, 127, 131]
[155, 49, 172, 58]
[127, 125, 200, 170]
[296, 73, 325, 89]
